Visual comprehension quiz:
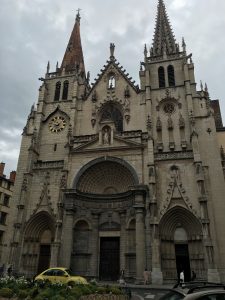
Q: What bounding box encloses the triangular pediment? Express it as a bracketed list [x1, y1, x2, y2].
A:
[160, 167, 198, 218]
[86, 57, 139, 99]
[72, 134, 143, 153]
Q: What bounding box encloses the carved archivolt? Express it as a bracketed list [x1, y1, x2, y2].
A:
[91, 96, 130, 128]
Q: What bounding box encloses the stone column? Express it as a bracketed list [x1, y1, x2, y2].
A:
[133, 189, 146, 283]
[135, 205, 145, 283]
[90, 213, 99, 278]
[120, 211, 126, 275]
[60, 209, 74, 268]
[151, 235, 163, 284]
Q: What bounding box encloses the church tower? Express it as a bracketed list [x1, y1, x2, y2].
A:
[7, 0, 225, 283]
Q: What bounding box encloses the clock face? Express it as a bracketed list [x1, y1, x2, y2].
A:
[49, 116, 66, 133]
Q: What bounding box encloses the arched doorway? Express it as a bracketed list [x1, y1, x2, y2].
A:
[71, 156, 139, 280]
[22, 212, 55, 276]
[159, 206, 205, 282]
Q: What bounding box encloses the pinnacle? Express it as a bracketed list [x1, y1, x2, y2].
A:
[151, 0, 178, 57]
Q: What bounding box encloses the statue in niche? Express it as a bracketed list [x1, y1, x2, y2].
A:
[103, 127, 110, 145]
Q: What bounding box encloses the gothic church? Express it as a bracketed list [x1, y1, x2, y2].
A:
[7, 0, 225, 283]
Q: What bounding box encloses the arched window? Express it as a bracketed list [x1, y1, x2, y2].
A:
[108, 74, 116, 89]
[168, 65, 175, 86]
[158, 66, 165, 88]
[62, 80, 69, 100]
[100, 103, 123, 132]
[54, 82, 61, 101]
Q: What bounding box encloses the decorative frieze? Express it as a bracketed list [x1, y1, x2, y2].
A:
[33, 160, 64, 170]
[155, 151, 193, 161]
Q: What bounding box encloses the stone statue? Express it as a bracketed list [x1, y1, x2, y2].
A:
[103, 127, 110, 145]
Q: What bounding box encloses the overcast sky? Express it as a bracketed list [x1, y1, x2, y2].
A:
[0, 0, 225, 176]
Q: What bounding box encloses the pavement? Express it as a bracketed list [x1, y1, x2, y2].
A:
[98, 281, 173, 300]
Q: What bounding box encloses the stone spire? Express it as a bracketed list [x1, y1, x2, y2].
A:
[151, 0, 178, 57]
[61, 10, 85, 73]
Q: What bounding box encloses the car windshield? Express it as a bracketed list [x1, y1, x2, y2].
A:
[159, 290, 185, 300]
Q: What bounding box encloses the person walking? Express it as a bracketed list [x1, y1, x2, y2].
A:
[191, 270, 196, 281]
[143, 268, 150, 285]
[180, 270, 184, 284]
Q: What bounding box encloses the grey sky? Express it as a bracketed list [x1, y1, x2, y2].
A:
[1, 0, 225, 176]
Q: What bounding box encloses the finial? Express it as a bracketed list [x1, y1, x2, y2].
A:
[76, 8, 81, 22]
[87, 71, 90, 84]
[205, 83, 208, 93]
[110, 43, 115, 60]
[46, 61, 50, 74]
[200, 81, 203, 91]
[144, 44, 147, 58]
[30, 103, 35, 113]
[56, 61, 58, 71]
[140, 62, 143, 71]
[182, 37, 186, 53]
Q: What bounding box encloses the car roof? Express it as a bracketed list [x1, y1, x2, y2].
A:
[184, 290, 225, 299]
[43, 267, 67, 272]
[173, 282, 225, 294]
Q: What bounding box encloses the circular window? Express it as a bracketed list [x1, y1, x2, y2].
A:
[163, 102, 175, 114]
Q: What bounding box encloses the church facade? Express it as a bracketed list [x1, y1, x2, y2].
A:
[7, 0, 225, 283]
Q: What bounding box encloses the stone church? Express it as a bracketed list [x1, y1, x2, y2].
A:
[7, 0, 225, 283]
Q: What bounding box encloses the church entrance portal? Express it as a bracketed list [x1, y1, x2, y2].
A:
[37, 244, 51, 274]
[99, 237, 120, 281]
[175, 244, 191, 282]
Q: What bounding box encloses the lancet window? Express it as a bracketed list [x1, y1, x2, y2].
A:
[158, 66, 165, 88]
[62, 80, 69, 100]
[168, 65, 175, 86]
[100, 103, 123, 132]
[54, 82, 61, 101]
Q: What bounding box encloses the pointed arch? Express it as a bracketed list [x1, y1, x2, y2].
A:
[159, 206, 202, 239]
[21, 211, 55, 276]
[42, 105, 70, 123]
[100, 102, 123, 132]
[159, 206, 206, 282]
[108, 72, 116, 89]
[158, 66, 165, 88]
[168, 65, 175, 86]
[54, 81, 61, 101]
[24, 211, 55, 240]
[62, 80, 69, 100]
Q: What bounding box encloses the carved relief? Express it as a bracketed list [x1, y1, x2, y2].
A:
[160, 165, 198, 217]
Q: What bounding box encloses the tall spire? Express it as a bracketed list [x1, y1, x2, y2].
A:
[61, 10, 85, 73]
[152, 0, 178, 57]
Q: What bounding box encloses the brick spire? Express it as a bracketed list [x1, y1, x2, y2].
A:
[61, 11, 85, 73]
[152, 0, 178, 57]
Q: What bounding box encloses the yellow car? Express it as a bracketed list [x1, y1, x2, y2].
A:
[34, 267, 88, 286]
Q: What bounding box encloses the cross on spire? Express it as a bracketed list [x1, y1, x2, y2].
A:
[76, 8, 81, 22]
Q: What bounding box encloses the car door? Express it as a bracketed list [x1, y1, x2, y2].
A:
[42, 269, 54, 282]
[54, 269, 68, 284]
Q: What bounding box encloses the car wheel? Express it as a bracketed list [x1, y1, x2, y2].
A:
[68, 281, 75, 287]
[35, 279, 45, 287]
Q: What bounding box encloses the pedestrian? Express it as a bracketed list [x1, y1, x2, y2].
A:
[143, 268, 150, 285]
[0, 264, 4, 277]
[120, 269, 125, 279]
[179, 270, 184, 284]
[191, 270, 196, 281]
[7, 265, 12, 277]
